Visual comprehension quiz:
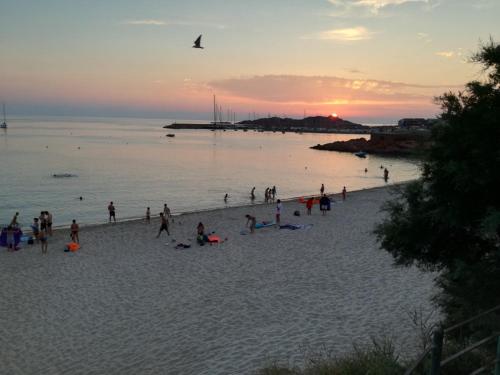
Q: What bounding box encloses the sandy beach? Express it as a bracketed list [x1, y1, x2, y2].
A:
[0, 185, 438, 374]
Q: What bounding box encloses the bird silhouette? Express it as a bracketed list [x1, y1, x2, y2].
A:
[193, 35, 204, 49]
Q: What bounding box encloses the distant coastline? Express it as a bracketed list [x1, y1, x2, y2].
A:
[164, 115, 397, 134]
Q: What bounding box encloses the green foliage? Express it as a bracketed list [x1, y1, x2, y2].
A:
[375, 40, 500, 326]
[257, 338, 404, 375]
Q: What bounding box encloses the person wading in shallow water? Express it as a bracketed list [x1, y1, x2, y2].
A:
[320, 183, 325, 195]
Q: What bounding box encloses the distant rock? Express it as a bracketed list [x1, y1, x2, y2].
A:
[311, 131, 431, 156]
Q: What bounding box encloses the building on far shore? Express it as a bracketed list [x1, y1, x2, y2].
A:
[398, 118, 438, 129]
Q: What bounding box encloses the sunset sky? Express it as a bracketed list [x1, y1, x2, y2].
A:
[1, 0, 499, 122]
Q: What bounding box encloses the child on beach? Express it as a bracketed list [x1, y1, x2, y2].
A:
[6, 226, 15, 252]
[245, 214, 256, 234]
[40, 229, 48, 254]
[306, 197, 314, 215]
[276, 199, 282, 225]
[108, 202, 116, 223]
[156, 213, 169, 238]
[71, 220, 79, 243]
[31, 218, 40, 243]
[146, 207, 151, 224]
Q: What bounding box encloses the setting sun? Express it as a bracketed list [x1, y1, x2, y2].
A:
[331, 113, 338, 118]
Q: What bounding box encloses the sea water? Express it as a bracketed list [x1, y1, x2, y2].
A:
[0, 116, 420, 227]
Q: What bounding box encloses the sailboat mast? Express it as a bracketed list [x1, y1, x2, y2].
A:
[213, 95, 216, 126]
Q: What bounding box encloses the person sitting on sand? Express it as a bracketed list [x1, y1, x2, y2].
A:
[156, 213, 169, 238]
[245, 214, 256, 234]
[306, 197, 314, 215]
[71, 220, 79, 243]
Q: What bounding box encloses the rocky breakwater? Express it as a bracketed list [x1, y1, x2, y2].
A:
[311, 131, 431, 156]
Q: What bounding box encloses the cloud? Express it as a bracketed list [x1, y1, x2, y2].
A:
[208, 75, 461, 106]
[435, 51, 455, 58]
[417, 32, 432, 43]
[125, 19, 166, 26]
[303, 27, 376, 41]
[123, 19, 226, 29]
[327, 0, 440, 17]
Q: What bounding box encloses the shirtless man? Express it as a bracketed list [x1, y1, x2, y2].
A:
[71, 220, 79, 243]
[156, 213, 170, 238]
[108, 202, 116, 223]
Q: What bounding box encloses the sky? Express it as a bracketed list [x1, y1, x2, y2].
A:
[1, 0, 499, 123]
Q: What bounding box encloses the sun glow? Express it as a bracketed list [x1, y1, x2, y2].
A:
[330, 112, 338, 118]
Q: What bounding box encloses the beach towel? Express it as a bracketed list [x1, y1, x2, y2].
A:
[255, 221, 275, 229]
[207, 235, 221, 243]
[66, 242, 80, 252]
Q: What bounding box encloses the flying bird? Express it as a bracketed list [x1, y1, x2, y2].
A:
[193, 35, 204, 49]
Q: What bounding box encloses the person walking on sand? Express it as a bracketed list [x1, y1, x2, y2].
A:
[276, 199, 282, 225]
[320, 183, 325, 195]
[156, 213, 169, 238]
[108, 201, 116, 223]
[46, 211, 53, 236]
[71, 219, 79, 243]
[245, 214, 256, 234]
[40, 229, 48, 254]
[145, 207, 151, 224]
[306, 197, 314, 215]
[342, 186, 347, 201]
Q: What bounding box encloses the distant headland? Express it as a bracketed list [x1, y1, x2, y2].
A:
[164, 115, 387, 134]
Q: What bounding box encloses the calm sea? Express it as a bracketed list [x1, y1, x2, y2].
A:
[0, 116, 420, 227]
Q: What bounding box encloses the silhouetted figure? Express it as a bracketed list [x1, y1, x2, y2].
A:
[342, 186, 347, 201]
[384, 168, 389, 182]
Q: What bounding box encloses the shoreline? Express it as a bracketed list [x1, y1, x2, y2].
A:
[43, 181, 411, 233]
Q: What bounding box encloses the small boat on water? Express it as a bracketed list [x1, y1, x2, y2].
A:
[166, 134, 175, 137]
[354, 151, 367, 158]
[1, 103, 7, 129]
[53, 173, 78, 178]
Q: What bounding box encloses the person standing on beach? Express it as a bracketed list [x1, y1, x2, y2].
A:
[224, 194, 228, 203]
[156, 213, 169, 238]
[31, 218, 40, 243]
[39, 211, 47, 232]
[320, 194, 330, 216]
[264, 188, 269, 203]
[320, 183, 325, 195]
[71, 220, 79, 243]
[251, 187, 256, 201]
[6, 226, 15, 252]
[10, 212, 19, 228]
[39, 229, 48, 254]
[146, 207, 151, 224]
[306, 197, 314, 215]
[108, 202, 116, 223]
[46, 211, 53, 236]
[245, 214, 256, 234]
[276, 199, 282, 225]
[384, 168, 389, 182]
[163, 204, 173, 222]
[342, 186, 347, 201]
[272, 186, 276, 201]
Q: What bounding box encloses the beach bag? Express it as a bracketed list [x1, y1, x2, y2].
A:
[294, 210, 300, 216]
